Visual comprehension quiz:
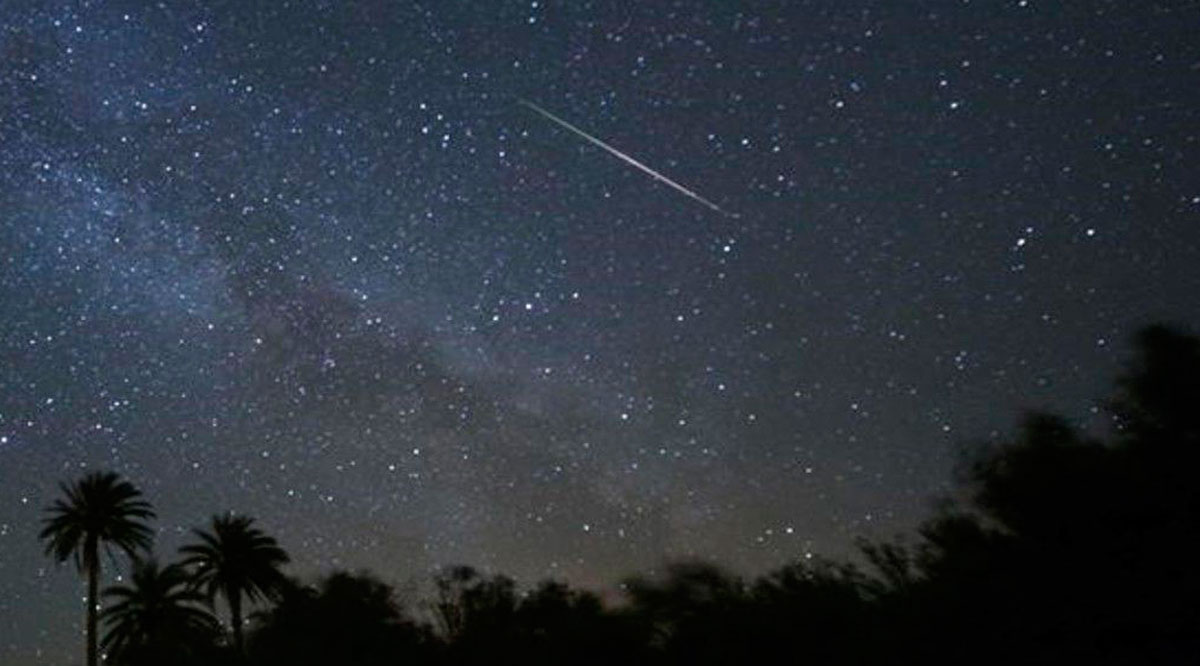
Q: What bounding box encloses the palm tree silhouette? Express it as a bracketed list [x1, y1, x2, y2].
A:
[179, 513, 289, 654]
[101, 558, 220, 665]
[39, 471, 155, 666]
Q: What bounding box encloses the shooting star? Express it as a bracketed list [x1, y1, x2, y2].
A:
[519, 99, 739, 218]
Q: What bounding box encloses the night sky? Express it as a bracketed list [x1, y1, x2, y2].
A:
[2, 1, 1199, 662]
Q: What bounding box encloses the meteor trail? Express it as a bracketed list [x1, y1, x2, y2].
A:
[519, 99, 739, 218]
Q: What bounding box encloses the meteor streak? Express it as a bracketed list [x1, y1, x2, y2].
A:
[519, 99, 739, 218]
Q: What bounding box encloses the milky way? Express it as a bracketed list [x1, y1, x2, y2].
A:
[2, 2, 1199, 663]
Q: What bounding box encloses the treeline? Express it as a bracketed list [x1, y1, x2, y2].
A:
[40, 325, 1200, 665]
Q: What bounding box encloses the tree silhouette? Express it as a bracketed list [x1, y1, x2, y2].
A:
[1108, 324, 1200, 448]
[100, 558, 221, 666]
[750, 558, 875, 664]
[29, 324, 1200, 666]
[248, 570, 436, 666]
[39, 471, 155, 666]
[619, 558, 882, 665]
[623, 561, 750, 665]
[512, 579, 649, 665]
[431, 565, 517, 643]
[431, 564, 520, 663]
[426, 567, 648, 665]
[864, 324, 1200, 664]
[179, 514, 289, 656]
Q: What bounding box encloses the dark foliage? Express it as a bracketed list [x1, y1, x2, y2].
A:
[40, 471, 155, 666]
[100, 558, 222, 666]
[432, 564, 518, 648]
[510, 579, 650, 665]
[39, 472, 155, 571]
[248, 571, 437, 666]
[886, 324, 1200, 665]
[179, 513, 290, 655]
[39, 324, 1199, 666]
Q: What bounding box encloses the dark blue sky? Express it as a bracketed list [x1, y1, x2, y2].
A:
[2, 2, 1198, 663]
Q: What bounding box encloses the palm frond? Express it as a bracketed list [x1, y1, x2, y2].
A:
[39, 471, 156, 573]
[178, 514, 290, 608]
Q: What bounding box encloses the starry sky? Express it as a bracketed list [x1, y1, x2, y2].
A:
[2, 1, 1199, 662]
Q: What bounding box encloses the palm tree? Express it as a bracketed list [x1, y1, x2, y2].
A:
[179, 513, 289, 654]
[39, 471, 155, 666]
[101, 558, 220, 665]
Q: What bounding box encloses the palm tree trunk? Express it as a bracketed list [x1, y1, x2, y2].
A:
[85, 537, 98, 666]
[229, 590, 244, 656]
